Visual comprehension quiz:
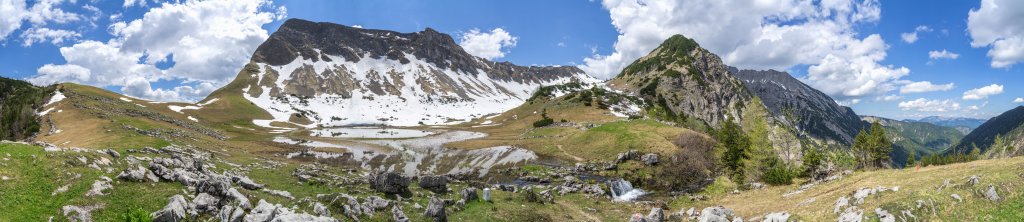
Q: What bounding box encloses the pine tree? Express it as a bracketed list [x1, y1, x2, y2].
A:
[906, 151, 916, 168]
[718, 117, 750, 186]
[852, 128, 870, 169]
[868, 122, 892, 168]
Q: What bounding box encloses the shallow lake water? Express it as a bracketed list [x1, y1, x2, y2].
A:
[278, 127, 537, 178]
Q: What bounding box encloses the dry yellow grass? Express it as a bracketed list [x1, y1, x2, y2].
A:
[690, 157, 1024, 221]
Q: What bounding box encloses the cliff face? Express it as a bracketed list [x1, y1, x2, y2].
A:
[731, 68, 868, 145]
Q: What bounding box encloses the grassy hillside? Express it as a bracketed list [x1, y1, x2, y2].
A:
[700, 156, 1024, 221]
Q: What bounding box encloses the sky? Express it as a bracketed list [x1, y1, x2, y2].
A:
[0, 0, 1021, 121]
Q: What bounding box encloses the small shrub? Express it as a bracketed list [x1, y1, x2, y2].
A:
[760, 157, 793, 185]
[532, 118, 554, 128]
[651, 131, 717, 192]
[123, 208, 153, 222]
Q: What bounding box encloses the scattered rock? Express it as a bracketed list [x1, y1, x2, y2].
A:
[52, 184, 71, 196]
[966, 175, 980, 186]
[362, 195, 391, 212]
[232, 175, 264, 190]
[460, 187, 478, 202]
[62, 204, 103, 222]
[313, 202, 330, 217]
[539, 189, 555, 203]
[837, 207, 863, 222]
[227, 188, 252, 209]
[151, 195, 188, 222]
[874, 208, 895, 222]
[392, 205, 410, 222]
[641, 153, 659, 166]
[698, 206, 735, 222]
[418, 175, 449, 193]
[834, 196, 850, 214]
[647, 207, 665, 222]
[117, 166, 157, 182]
[424, 197, 447, 222]
[984, 185, 1000, 202]
[763, 212, 790, 222]
[84, 176, 112, 196]
[368, 171, 410, 195]
[196, 174, 232, 197]
[750, 182, 765, 190]
[265, 189, 295, 200]
[105, 149, 121, 158]
[193, 193, 221, 213]
[616, 150, 639, 163]
[950, 194, 963, 202]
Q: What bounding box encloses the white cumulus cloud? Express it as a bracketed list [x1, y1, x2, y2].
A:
[1014, 98, 1024, 103]
[581, 0, 910, 101]
[928, 49, 959, 60]
[458, 28, 518, 60]
[27, 0, 286, 102]
[968, 0, 1024, 68]
[900, 81, 954, 94]
[900, 25, 931, 44]
[19, 27, 78, 46]
[0, 0, 82, 42]
[962, 84, 1004, 100]
[898, 98, 961, 112]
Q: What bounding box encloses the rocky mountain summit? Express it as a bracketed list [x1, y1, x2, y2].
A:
[608, 35, 750, 127]
[731, 68, 866, 145]
[223, 18, 593, 128]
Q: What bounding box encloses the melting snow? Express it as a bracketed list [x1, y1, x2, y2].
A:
[167, 105, 200, 114]
[44, 90, 66, 107]
[243, 52, 593, 128]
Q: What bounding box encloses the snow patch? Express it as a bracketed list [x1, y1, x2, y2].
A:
[44, 90, 66, 107]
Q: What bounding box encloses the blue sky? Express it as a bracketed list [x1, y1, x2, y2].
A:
[0, 0, 1021, 120]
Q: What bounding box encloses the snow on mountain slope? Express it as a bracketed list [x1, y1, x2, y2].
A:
[228, 19, 595, 128]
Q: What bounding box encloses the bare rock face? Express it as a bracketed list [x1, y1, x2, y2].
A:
[368, 171, 410, 195]
[609, 35, 751, 127]
[733, 68, 868, 144]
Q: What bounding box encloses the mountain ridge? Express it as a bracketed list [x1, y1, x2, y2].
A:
[205, 18, 595, 128]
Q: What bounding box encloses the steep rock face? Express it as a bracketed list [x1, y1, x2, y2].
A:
[226, 19, 592, 127]
[608, 35, 750, 127]
[951, 106, 1024, 155]
[731, 68, 867, 144]
[861, 116, 964, 165]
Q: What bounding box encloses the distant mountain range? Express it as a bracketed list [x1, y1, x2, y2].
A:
[910, 116, 986, 134]
[861, 116, 964, 166]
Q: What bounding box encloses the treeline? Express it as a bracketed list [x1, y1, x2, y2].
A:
[0, 77, 54, 140]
